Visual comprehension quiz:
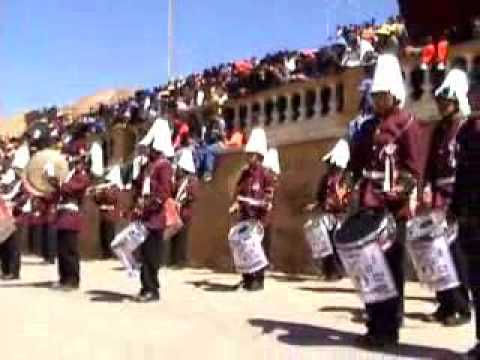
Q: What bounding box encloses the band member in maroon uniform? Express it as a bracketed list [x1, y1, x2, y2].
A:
[423, 61, 471, 326]
[170, 148, 198, 267]
[0, 169, 24, 280]
[346, 54, 431, 348]
[229, 128, 274, 291]
[49, 145, 91, 290]
[132, 119, 174, 302]
[440, 64, 480, 359]
[304, 160, 352, 281]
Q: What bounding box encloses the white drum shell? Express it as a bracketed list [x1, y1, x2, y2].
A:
[228, 220, 268, 274]
[406, 214, 460, 292]
[304, 214, 337, 260]
[338, 240, 398, 304]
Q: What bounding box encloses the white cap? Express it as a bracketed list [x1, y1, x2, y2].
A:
[263, 148, 281, 175]
[435, 68, 471, 117]
[12, 142, 30, 170]
[140, 117, 175, 157]
[90, 141, 104, 177]
[152, 120, 175, 157]
[245, 127, 268, 157]
[105, 165, 124, 189]
[371, 54, 406, 108]
[177, 148, 196, 174]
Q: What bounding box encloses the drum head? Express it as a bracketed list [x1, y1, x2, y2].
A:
[335, 210, 391, 245]
[25, 149, 69, 195]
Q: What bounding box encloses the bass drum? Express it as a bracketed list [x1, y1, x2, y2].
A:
[406, 211, 460, 292]
[24, 149, 69, 195]
[228, 220, 267, 274]
[335, 210, 398, 304]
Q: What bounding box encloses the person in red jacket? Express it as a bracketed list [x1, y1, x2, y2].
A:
[169, 148, 199, 267]
[229, 127, 274, 291]
[49, 149, 92, 291]
[132, 119, 174, 302]
[346, 54, 431, 348]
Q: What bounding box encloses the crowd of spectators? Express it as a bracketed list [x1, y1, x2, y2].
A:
[4, 13, 480, 182]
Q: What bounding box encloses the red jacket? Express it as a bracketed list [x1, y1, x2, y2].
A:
[316, 167, 352, 214]
[234, 164, 274, 225]
[136, 157, 174, 230]
[175, 174, 199, 224]
[349, 109, 431, 219]
[425, 117, 462, 211]
[52, 169, 91, 231]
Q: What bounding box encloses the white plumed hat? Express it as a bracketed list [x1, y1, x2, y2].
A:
[245, 127, 268, 157]
[435, 68, 471, 117]
[263, 148, 281, 175]
[371, 54, 406, 108]
[177, 148, 196, 174]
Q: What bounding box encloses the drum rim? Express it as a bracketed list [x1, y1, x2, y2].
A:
[335, 216, 393, 250]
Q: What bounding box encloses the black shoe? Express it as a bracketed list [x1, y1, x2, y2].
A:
[1, 274, 19, 280]
[424, 309, 446, 323]
[135, 292, 160, 303]
[443, 312, 471, 327]
[355, 334, 398, 349]
[464, 343, 480, 359]
[245, 279, 264, 292]
[51, 282, 79, 291]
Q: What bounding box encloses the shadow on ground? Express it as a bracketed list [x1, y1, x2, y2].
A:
[299, 286, 436, 303]
[248, 318, 460, 359]
[320, 306, 366, 324]
[185, 280, 239, 292]
[0, 281, 55, 289]
[86, 290, 135, 303]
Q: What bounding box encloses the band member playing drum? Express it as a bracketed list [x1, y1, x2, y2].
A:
[341, 54, 430, 348]
[421, 61, 472, 326]
[442, 65, 480, 359]
[304, 160, 352, 281]
[0, 168, 24, 280]
[132, 119, 174, 302]
[49, 144, 91, 291]
[169, 148, 198, 268]
[229, 127, 274, 291]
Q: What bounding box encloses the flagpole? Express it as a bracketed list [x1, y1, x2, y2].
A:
[167, 0, 174, 80]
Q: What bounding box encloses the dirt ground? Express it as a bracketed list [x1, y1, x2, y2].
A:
[0, 256, 474, 360]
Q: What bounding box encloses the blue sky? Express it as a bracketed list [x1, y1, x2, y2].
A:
[0, 0, 398, 117]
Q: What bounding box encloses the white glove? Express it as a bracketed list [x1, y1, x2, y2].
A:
[322, 139, 350, 169]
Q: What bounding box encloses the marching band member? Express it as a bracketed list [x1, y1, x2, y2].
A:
[262, 148, 281, 262]
[0, 167, 24, 279]
[169, 148, 198, 268]
[421, 62, 471, 326]
[229, 127, 274, 291]
[304, 159, 352, 281]
[444, 69, 480, 359]
[91, 165, 123, 258]
[344, 54, 431, 348]
[49, 142, 92, 291]
[132, 120, 174, 302]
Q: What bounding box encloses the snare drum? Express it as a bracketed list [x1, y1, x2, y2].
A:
[406, 211, 460, 292]
[335, 210, 398, 304]
[111, 222, 148, 277]
[228, 220, 268, 274]
[304, 213, 338, 260]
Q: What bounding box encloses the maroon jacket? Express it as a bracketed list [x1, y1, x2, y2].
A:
[52, 168, 91, 231]
[94, 186, 122, 222]
[425, 117, 463, 211]
[349, 109, 431, 219]
[135, 157, 174, 230]
[174, 174, 199, 224]
[234, 164, 274, 225]
[316, 166, 352, 214]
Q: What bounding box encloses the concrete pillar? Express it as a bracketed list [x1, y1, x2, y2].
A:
[285, 93, 293, 123]
[329, 83, 336, 116]
[314, 87, 322, 119]
[258, 99, 266, 126]
[299, 90, 307, 121]
[271, 96, 280, 126]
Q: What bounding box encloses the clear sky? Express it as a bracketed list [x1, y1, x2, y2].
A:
[0, 0, 399, 117]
